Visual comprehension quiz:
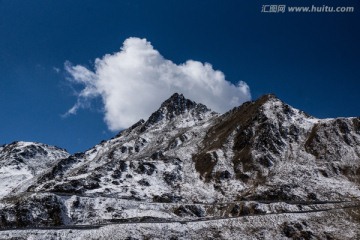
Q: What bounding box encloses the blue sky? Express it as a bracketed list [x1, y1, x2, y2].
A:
[1, 0, 359, 153]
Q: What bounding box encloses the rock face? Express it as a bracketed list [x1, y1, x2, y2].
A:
[0, 93, 360, 239]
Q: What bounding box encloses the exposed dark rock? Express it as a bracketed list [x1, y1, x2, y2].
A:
[249, 185, 300, 202]
[193, 152, 218, 182]
[0, 194, 65, 229]
[121, 146, 127, 153]
[282, 222, 314, 240]
[111, 170, 122, 179]
[151, 151, 164, 160]
[138, 179, 150, 186]
[307, 193, 318, 201]
[135, 162, 156, 175]
[174, 205, 205, 217]
[231, 204, 241, 216]
[153, 194, 182, 203]
[163, 171, 182, 186]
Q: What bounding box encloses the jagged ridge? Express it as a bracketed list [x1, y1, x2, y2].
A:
[0, 93, 360, 239]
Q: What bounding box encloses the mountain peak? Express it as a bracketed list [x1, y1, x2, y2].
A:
[142, 93, 212, 129]
[251, 93, 282, 106]
[0, 141, 68, 157]
[165, 92, 184, 102]
[254, 94, 313, 119]
[2, 93, 360, 237]
[159, 92, 207, 114]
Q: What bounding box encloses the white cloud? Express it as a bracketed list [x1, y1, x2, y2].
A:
[65, 37, 251, 131]
[53, 67, 60, 73]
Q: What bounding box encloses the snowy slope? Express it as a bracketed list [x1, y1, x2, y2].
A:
[0, 93, 359, 239]
[0, 141, 69, 199]
[32, 93, 222, 203]
[30, 93, 360, 203]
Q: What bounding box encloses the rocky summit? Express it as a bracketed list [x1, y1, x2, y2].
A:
[0, 93, 360, 239]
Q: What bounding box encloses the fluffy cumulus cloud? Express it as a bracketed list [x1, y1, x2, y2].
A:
[65, 37, 251, 131]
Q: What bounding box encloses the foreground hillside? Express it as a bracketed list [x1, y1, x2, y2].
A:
[0, 93, 359, 239]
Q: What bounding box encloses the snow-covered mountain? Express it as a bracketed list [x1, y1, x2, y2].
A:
[0, 141, 69, 199]
[0, 93, 359, 239]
